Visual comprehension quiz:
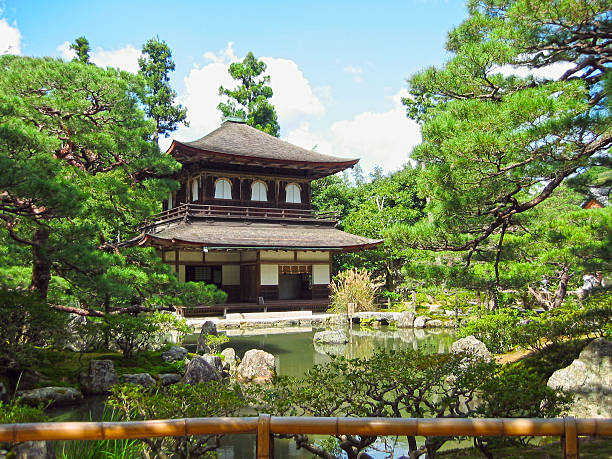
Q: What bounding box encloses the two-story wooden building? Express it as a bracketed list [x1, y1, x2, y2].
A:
[134, 119, 381, 309]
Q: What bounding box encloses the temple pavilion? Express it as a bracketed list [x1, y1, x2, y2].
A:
[133, 119, 382, 312]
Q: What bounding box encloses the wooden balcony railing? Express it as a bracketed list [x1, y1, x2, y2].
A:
[1, 415, 610, 458]
[142, 203, 338, 229]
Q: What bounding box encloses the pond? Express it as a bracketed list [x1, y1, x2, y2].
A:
[52, 325, 457, 458]
[189, 325, 457, 459]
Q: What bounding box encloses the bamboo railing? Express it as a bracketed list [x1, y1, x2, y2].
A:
[1, 415, 610, 458]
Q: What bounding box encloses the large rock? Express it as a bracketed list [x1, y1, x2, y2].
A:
[121, 373, 156, 387]
[201, 354, 223, 372]
[313, 329, 348, 344]
[17, 386, 83, 407]
[161, 345, 188, 363]
[397, 311, 416, 328]
[413, 316, 430, 328]
[182, 355, 222, 384]
[158, 373, 181, 386]
[221, 348, 237, 372]
[451, 335, 492, 362]
[237, 349, 276, 383]
[10, 441, 56, 459]
[80, 360, 118, 394]
[548, 338, 612, 418]
[425, 319, 444, 328]
[196, 321, 218, 353]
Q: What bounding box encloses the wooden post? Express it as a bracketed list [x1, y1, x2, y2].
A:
[563, 416, 579, 459]
[257, 413, 273, 459]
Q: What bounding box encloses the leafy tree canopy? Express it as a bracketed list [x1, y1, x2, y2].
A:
[218, 51, 280, 136]
[400, 0, 611, 260]
[70, 36, 90, 64]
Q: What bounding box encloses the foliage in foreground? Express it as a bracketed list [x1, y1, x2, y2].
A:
[108, 382, 246, 459]
[328, 268, 377, 314]
[248, 349, 571, 459]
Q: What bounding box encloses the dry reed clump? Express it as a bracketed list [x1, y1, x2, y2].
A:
[329, 268, 377, 313]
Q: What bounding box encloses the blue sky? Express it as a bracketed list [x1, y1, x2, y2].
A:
[0, 0, 468, 173]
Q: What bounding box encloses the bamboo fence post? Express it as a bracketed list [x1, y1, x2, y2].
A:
[563, 416, 579, 459]
[257, 413, 273, 459]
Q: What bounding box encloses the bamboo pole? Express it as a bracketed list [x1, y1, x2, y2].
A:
[0, 417, 609, 450]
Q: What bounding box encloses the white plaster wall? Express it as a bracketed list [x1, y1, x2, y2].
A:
[179, 251, 203, 262]
[313, 264, 330, 285]
[206, 252, 240, 262]
[178, 265, 186, 283]
[297, 251, 329, 262]
[261, 264, 279, 285]
[222, 265, 240, 285]
[260, 250, 294, 261]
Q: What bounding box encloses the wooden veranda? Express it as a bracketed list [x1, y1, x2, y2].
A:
[175, 298, 330, 317]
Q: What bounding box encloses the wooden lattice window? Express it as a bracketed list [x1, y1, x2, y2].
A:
[279, 265, 312, 275]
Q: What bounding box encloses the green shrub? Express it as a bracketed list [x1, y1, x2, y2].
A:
[85, 312, 191, 358]
[108, 382, 246, 458]
[0, 289, 69, 363]
[458, 310, 521, 354]
[0, 400, 47, 423]
[179, 281, 228, 306]
[328, 268, 376, 313]
[203, 334, 229, 355]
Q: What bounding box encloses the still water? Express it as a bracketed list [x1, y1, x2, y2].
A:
[206, 325, 457, 459]
[53, 325, 456, 458]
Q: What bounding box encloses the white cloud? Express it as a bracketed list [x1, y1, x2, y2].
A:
[56, 41, 141, 73]
[262, 56, 325, 130]
[175, 42, 325, 142]
[286, 88, 421, 174]
[343, 64, 363, 82]
[0, 18, 21, 55]
[496, 61, 575, 80]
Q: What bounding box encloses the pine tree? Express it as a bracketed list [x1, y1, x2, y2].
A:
[218, 52, 280, 136]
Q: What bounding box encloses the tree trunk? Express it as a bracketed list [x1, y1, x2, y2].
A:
[551, 262, 571, 309]
[29, 228, 51, 299]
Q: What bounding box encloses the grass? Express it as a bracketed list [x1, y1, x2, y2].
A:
[28, 346, 185, 388]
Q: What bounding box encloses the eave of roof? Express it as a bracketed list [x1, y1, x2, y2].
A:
[134, 221, 382, 253]
[166, 121, 358, 176]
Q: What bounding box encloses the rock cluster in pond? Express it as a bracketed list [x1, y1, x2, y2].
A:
[236, 349, 276, 383]
[547, 338, 612, 418]
[313, 329, 348, 344]
[161, 345, 188, 363]
[182, 355, 223, 384]
[196, 321, 218, 353]
[80, 360, 118, 394]
[121, 373, 156, 387]
[17, 386, 83, 407]
[450, 335, 492, 362]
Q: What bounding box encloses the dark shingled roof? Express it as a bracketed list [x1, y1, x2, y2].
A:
[168, 121, 358, 175]
[139, 221, 382, 252]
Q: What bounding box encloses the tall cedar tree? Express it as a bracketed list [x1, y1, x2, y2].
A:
[0, 56, 188, 313]
[70, 36, 90, 64]
[393, 0, 612, 306]
[138, 37, 188, 144]
[218, 52, 280, 136]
